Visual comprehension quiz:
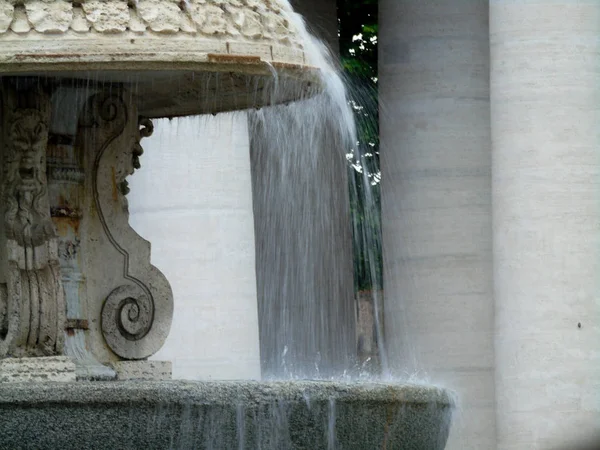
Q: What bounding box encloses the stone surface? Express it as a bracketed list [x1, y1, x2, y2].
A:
[491, 2, 600, 449]
[379, 1, 495, 449]
[0, 82, 174, 368]
[0, 0, 321, 118]
[129, 114, 262, 381]
[112, 360, 172, 381]
[0, 0, 298, 44]
[0, 380, 453, 450]
[0, 356, 75, 382]
[0, 83, 66, 359]
[77, 90, 174, 364]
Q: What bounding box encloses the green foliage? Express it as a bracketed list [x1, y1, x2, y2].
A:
[337, 0, 381, 291]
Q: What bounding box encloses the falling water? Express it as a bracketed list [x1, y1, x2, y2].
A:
[120, 0, 389, 381]
[248, 6, 384, 380]
[123, 0, 452, 444]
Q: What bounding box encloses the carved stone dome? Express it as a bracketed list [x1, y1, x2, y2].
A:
[0, 0, 320, 117]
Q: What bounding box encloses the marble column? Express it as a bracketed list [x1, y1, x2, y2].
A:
[128, 114, 261, 380]
[491, 2, 600, 448]
[380, 1, 495, 449]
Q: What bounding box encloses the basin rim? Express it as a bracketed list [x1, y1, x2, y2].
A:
[0, 379, 455, 407]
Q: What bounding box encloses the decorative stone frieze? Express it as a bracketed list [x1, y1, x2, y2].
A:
[0, 0, 299, 43]
[0, 1, 320, 119]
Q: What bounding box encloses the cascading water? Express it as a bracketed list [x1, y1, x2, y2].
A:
[125, 0, 452, 441]
[249, 2, 390, 381]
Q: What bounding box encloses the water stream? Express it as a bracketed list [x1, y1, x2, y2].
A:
[126, 3, 391, 381]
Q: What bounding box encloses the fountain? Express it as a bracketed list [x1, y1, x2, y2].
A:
[0, 0, 453, 448]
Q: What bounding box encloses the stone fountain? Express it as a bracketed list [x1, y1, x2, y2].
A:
[0, 1, 452, 448]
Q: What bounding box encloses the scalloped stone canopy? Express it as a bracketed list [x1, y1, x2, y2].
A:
[0, 0, 320, 118]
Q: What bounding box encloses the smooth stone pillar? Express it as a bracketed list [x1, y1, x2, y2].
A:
[491, 2, 600, 448]
[380, 1, 495, 449]
[128, 114, 261, 380]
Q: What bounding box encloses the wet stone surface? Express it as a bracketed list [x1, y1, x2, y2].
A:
[0, 380, 453, 450]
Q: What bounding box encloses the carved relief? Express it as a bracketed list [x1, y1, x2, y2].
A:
[0, 1, 12, 33]
[79, 91, 173, 361]
[10, 6, 31, 33]
[82, 0, 129, 33]
[0, 0, 301, 47]
[137, 0, 181, 33]
[117, 116, 151, 201]
[0, 88, 65, 358]
[24, 0, 73, 33]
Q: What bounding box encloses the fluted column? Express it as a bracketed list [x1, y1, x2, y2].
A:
[380, 1, 495, 449]
[491, 2, 600, 448]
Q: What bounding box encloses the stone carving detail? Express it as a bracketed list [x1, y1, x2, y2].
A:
[0, 1, 12, 33]
[0, 0, 300, 45]
[119, 116, 151, 198]
[0, 91, 65, 358]
[80, 91, 173, 360]
[25, 0, 73, 33]
[82, 0, 129, 33]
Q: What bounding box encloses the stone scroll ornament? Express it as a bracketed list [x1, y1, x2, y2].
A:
[0, 89, 66, 358]
[80, 91, 173, 361]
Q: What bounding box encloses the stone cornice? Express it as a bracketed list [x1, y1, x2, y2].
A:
[0, 0, 301, 48]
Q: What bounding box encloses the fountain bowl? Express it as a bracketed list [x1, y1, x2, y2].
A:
[0, 0, 322, 118]
[0, 380, 453, 449]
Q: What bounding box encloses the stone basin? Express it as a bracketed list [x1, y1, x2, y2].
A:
[0, 380, 453, 449]
[0, 0, 322, 118]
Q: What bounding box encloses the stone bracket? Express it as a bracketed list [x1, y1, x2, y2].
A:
[78, 89, 173, 361]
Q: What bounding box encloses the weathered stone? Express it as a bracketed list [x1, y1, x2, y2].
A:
[0, 0, 318, 118]
[10, 6, 30, 33]
[82, 0, 129, 33]
[70, 7, 90, 32]
[75, 94, 173, 363]
[137, 0, 181, 33]
[0, 356, 75, 382]
[25, 0, 73, 33]
[0, 86, 66, 359]
[111, 360, 172, 381]
[0, 83, 173, 371]
[0, 380, 454, 449]
[0, 1, 13, 34]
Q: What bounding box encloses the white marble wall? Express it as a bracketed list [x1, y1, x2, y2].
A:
[128, 114, 261, 380]
[491, 2, 600, 448]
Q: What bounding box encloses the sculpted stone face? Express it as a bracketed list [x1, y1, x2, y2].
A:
[0, 97, 65, 359]
[10, 111, 46, 191]
[3, 109, 53, 246]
